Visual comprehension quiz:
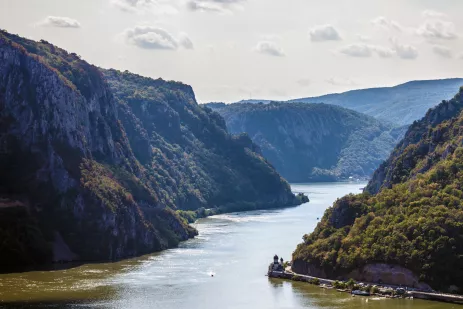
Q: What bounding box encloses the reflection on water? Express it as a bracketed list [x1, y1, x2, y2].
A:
[0, 182, 458, 309]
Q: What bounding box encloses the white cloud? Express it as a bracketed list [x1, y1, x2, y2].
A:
[326, 77, 357, 86]
[417, 20, 458, 40]
[390, 38, 418, 60]
[338, 43, 395, 58]
[178, 32, 194, 49]
[459, 53, 463, 60]
[373, 45, 395, 58]
[39, 16, 81, 28]
[432, 45, 452, 58]
[187, 0, 245, 13]
[123, 26, 193, 50]
[112, 0, 178, 15]
[309, 24, 341, 42]
[371, 16, 402, 31]
[422, 10, 447, 19]
[339, 44, 373, 58]
[253, 41, 285, 57]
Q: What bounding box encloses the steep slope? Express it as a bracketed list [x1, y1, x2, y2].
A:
[0, 31, 300, 271]
[288, 79, 463, 125]
[292, 87, 463, 293]
[208, 102, 405, 182]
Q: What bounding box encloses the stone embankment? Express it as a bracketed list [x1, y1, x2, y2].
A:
[267, 268, 463, 305]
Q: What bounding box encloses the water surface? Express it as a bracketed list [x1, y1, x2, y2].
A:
[0, 182, 458, 308]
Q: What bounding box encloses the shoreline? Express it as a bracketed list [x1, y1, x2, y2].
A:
[267, 268, 463, 305]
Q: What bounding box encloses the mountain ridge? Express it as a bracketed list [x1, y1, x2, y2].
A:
[0, 30, 301, 271]
[230, 78, 463, 126]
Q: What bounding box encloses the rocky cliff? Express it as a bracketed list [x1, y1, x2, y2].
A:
[208, 102, 405, 182]
[292, 87, 463, 293]
[0, 31, 299, 271]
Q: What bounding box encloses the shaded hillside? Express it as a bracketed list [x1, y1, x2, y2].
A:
[288, 79, 463, 125]
[0, 31, 300, 271]
[209, 102, 405, 182]
[292, 87, 463, 293]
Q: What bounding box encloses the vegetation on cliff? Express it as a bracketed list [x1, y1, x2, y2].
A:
[208, 102, 405, 182]
[0, 30, 300, 271]
[293, 87, 463, 292]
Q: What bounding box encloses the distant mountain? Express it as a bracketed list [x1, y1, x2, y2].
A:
[234, 79, 463, 126]
[236, 99, 273, 104]
[292, 86, 463, 292]
[207, 102, 406, 182]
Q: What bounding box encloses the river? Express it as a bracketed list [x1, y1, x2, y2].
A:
[0, 182, 458, 309]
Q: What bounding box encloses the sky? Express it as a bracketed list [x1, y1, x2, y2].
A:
[1, 0, 462, 103]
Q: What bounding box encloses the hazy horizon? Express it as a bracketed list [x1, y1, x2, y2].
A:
[1, 0, 463, 103]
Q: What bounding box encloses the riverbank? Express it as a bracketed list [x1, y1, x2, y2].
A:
[177, 193, 309, 224]
[267, 268, 463, 305]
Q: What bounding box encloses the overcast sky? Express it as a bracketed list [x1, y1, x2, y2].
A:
[1, 0, 462, 102]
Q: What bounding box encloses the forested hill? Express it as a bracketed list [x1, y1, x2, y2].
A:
[236, 79, 463, 126]
[208, 102, 405, 182]
[289, 79, 463, 125]
[292, 86, 463, 293]
[0, 30, 301, 272]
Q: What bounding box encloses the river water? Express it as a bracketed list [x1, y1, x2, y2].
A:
[0, 183, 458, 309]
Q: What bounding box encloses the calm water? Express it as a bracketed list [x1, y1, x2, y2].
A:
[0, 182, 458, 309]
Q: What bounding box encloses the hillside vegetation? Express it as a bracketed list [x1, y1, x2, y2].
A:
[292, 87, 463, 293]
[238, 79, 463, 126]
[208, 102, 405, 182]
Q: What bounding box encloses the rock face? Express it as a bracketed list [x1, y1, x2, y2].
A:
[347, 264, 431, 290]
[0, 31, 299, 271]
[292, 87, 463, 292]
[208, 102, 405, 182]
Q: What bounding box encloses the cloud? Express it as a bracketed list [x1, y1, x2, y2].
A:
[123, 26, 193, 50]
[371, 16, 402, 31]
[422, 10, 447, 19]
[390, 38, 418, 60]
[253, 41, 285, 57]
[112, 0, 178, 15]
[326, 77, 357, 86]
[417, 20, 458, 40]
[309, 24, 341, 42]
[459, 53, 463, 60]
[373, 45, 395, 58]
[39, 16, 81, 28]
[432, 45, 452, 58]
[178, 32, 194, 49]
[339, 44, 373, 58]
[338, 43, 395, 58]
[187, 0, 244, 13]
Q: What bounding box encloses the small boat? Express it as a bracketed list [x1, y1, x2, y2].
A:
[352, 290, 370, 296]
